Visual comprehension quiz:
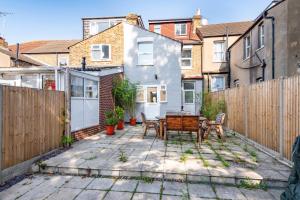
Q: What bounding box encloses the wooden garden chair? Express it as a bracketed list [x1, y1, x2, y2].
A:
[141, 112, 159, 138]
[202, 113, 226, 141]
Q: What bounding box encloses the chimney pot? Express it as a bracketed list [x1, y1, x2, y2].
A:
[0, 37, 8, 48]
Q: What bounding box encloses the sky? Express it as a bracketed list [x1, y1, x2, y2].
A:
[1, 0, 272, 44]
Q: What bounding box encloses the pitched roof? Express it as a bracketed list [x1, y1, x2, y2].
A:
[197, 21, 253, 38]
[9, 40, 80, 54]
[0, 47, 44, 66]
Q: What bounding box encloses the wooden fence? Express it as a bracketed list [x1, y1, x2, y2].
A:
[209, 75, 300, 161]
[0, 85, 65, 170]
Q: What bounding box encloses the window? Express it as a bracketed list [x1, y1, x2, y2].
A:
[154, 25, 161, 34]
[213, 41, 226, 62]
[85, 80, 98, 98]
[138, 41, 153, 65]
[160, 85, 167, 102]
[21, 75, 38, 88]
[58, 57, 68, 67]
[244, 35, 251, 59]
[42, 75, 55, 90]
[211, 76, 225, 92]
[147, 87, 158, 103]
[90, 21, 110, 35]
[91, 44, 110, 61]
[183, 82, 195, 104]
[181, 46, 192, 69]
[136, 86, 145, 102]
[175, 23, 187, 36]
[258, 23, 265, 48]
[71, 76, 84, 97]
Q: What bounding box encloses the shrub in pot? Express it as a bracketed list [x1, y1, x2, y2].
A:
[105, 111, 118, 135]
[115, 106, 125, 130]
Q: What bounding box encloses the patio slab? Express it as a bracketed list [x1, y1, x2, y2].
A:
[37, 126, 290, 188]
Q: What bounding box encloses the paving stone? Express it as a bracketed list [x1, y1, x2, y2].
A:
[161, 195, 183, 200]
[240, 188, 274, 200]
[62, 176, 94, 189]
[215, 185, 246, 200]
[74, 190, 106, 200]
[17, 184, 58, 200]
[111, 179, 138, 192]
[86, 178, 115, 190]
[269, 189, 285, 200]
[162, 181, 187, 196]
[43, 175, 73, 187]
[136, 181, 162, 193]
[132, 193, 160, 200]
[46, 188, 82, 200]
[103, 191, 133, 200]
[188, 183, 216, 199]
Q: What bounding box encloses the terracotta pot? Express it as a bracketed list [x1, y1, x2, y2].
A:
[129, 118, 137, 126]
[106, 125, 115, 135]
[117, 120, 124, 130]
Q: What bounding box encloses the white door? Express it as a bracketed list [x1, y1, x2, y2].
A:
[183, 81, 196, 114]
[144, 86, 160, 120]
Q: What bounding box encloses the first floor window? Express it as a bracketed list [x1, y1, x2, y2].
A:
[71, 76, 84, 97]
[138, 41, 153, 65]
[91, 44, 110, 61]
[175, 23, 187, 36]
[147, 87, 158, 103]
[90, 21, 110, 35]
[183, 82, 195, 104]
[213, 41, 226, 62]
[181, 47, 192, 68]
[258, 23, 265, 48]
[85, 80, 98, 98]
[211, 76, 225, 92]
[244, 35, 251, 59]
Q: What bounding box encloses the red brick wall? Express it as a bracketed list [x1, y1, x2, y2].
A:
[149, 22, 194, 40]
[72, 72, 123, 141]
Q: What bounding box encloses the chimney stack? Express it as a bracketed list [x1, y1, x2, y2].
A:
[126, 13, 139, 26]
[0, 37, 8, 48]
[192, 8, 202, 33]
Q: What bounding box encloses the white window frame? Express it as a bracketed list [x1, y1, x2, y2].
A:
[154, 25, 161, 34]
[244, 35, 251, 60]
[89, 19, 124, 35]
[258, 23, 265, 49]
[210, 75, 225, 92]
[90, 44, 111, 61]
[160, 85, 167, 103]
[136, 85, 167, 103]
[175, 23, 187, 36]
[137, 39, 154, 66]
[213, 41, 226, 62]
[181, 45, 192, 69]
[136, 86, 146, 103]
[58, 56, 69, 67]
[183, 82, 195, 104]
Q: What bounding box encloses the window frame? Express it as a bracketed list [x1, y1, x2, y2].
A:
[183, 82, 195, 104]
[71, 75, 99, 99]
[153, 24, 161, 34]
[160, 85, 167, 103]
[89, 19, 123, 35]
[137, 41, 154, 66]
[58, 56, 68, 67]
[136, 86, 146, 103]
[258, 23, 265, 49]
[210, 75, 225, 92]
[213, 40, 226, 63]
[244, 35, 251, 60]
[90, 44, 111, 61]
[181, 45, 192, 69]
[175, 23, 187, 36]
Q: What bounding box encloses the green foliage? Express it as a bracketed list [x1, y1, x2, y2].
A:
[115, 106, 124, 120]
[61, 135, 74, 147]
[184, 149, 194, 154]
[201, 92, 226, 120]
[105, 111, 118, 126]
[137, 176, 154, 183]
[37, 160, 47, 170]
[180, 154, 188, 163]
[239, 178, 268, 190]
[119, 150, 128, 162]
[112, 78, 137, 118]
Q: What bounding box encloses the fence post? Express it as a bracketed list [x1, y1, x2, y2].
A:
[0, 85, 3, 185]
[244, 86, 248, 138]
[64, 68, 71, 137]
[279, 77, 284, 158]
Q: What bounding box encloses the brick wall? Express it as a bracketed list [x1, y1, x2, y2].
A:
[72, 125, 101, 141]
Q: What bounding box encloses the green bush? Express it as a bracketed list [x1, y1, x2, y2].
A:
[202, 92, 226, 120]
[115, 106, 124, 120]
[61, 135, 74, 147]
[105, 111, 118, 126]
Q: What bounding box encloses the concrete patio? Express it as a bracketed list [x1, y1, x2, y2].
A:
[38, 125, 290, 188]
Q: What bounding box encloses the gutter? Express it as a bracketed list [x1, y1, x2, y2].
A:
[264, 11, 275, 79]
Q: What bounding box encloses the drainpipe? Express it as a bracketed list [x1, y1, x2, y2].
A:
[81, 57, 86, 71]
[227, 50, 231, 88]
[262, 60, 266, 81]
[264, 11, 275, 79]
[15, 43, 19, 67]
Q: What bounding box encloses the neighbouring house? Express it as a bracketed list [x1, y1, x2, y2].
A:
[229, 0, 300, 87]
[196, 21, 253, 91]
[0, 37, 43, 67]
[8, 40, 79, 66]
[82, 14, 144, 39]
[69, 13, 182, 120]
[148, 9, 203, 114]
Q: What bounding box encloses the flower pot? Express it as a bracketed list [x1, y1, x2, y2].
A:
[129, 118, 136, 126]
[117, 120, 124, 130]
[106, 125, 115, 135]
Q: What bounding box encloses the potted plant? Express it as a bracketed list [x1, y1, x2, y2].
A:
[115, 106, 125, 130]
[105, 111, 118, 135]
[127, 82, 137, 126]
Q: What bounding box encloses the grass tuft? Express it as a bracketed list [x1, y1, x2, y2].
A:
[184, 149, 194, 154]
[118, 150, 128, 162]
[239, 178, 268, 191]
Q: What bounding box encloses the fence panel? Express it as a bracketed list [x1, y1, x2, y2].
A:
[1, 86, 65, 169]
[209, 76, 300, 161]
